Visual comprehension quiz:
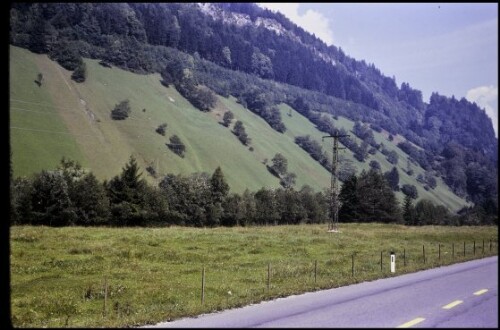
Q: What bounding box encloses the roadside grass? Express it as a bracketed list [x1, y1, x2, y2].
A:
[10, 224, 497, 327]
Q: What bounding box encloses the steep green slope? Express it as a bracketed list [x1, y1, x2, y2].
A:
[218, 97, 332, 190]
[9, 46, 332, 193]
[276, 103, 468, 212]
[9, 45, 468, 211]
[9, 46, 87, 176]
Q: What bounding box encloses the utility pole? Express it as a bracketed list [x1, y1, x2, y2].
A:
[323, 132, 349, 232]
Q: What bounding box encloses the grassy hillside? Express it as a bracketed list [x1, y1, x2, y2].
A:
[276, 103, 468, 211]
[9, 45, 468, 210]
[9, 46, 87, 175]
[10, 46, 331, 192]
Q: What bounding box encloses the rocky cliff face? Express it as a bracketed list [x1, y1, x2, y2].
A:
[197, 3, 337, 66]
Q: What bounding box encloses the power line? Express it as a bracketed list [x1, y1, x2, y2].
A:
[11, 107, 81, 115]
[322, 132, 349, 233]
[10, 126, 97, 137]
[10, 98, 154, 123]
[10, 98, 79, 111]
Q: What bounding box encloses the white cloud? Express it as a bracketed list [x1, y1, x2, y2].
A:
[466, 85, 498, 137]
[257, 3, 334, 45]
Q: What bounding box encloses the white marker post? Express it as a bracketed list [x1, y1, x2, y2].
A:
[390, 251, 396, 273]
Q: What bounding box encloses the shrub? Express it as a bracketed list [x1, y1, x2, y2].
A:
[111, 100, 131, 120]
[156, 123, 167, 136]
[167, 135, 186, 157]
[71, 62, 86, 83]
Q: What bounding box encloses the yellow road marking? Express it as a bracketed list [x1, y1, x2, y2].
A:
[442, 300, 463, 309]
[474, 289, 488, 296]
[397, 317, 426, 328]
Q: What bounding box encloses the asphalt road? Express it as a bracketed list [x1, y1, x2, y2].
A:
[144, 256, 498, 328]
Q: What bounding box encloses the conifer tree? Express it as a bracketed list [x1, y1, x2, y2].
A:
[356, 169, 401, 223]
[211, 166, 229, 203]
[403, 194, 415, 225]
[339, 174, 360, 222]
[106, 156, 146, 225]
[384, 166, 400, 191]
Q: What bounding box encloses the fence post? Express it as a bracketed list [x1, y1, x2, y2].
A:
[103, 277, 108, 318]
[351, 254, 354, 277]
[463, 241, 466, 257]
[267, 263, 271, 291]
[380, 251, 383, 272]
[201, 266, 205, 305]
[490, 239, 492, 252]
[473, 241, 476, 256]
[452, 243, 454, 260]
[423, 245, 426, 264]
[438, 244, 441, 261]
[482, 240, 484, 255]
[314, 260, 317, 284]
[403, 248, 406, 267]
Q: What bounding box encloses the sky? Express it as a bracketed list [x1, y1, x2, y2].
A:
[257, 3, 498, 137]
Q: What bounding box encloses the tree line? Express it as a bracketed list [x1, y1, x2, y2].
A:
[10, 157, 496, 228]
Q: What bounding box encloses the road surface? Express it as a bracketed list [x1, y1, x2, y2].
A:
[144, 256, 498, 328]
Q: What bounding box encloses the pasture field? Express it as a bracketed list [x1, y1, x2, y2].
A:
[10, 224, 497, 327]
[9, 45, 87, 176]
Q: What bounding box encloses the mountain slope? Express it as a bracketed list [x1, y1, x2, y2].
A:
[10, 45, 332, 192]
[10, 45, 469, 212]
[9, 3, 497, 211]
[10, 45, 87, 175]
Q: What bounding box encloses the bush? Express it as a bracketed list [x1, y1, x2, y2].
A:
[167, 135, 186, 157]
[222, 111, 234, 127]
[71, 62, 86, 83]
[156, 123, 167, 136]
[401, 184, 418, 199]
[111, 100, 131, 120]
[369, 160, 381, 171]
[233, 120, 251, 145]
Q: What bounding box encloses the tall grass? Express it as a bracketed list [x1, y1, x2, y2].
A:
[10, 224, 497, 327]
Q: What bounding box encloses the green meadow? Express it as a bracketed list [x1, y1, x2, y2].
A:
[10, 224, 498, 327]
[9, 46, 87, 176]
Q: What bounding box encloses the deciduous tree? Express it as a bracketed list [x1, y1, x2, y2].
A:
[111, 99, 131, 120]
[271, 153, 288, 177]
[222, 111, 234, 127]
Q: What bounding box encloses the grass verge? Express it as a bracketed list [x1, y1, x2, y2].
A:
[10, 223, 498, 327]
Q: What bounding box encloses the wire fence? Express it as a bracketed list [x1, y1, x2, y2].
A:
[13, 239, 498, 327]
[111, 239, 498, 306]
[182, 239, 498, 312]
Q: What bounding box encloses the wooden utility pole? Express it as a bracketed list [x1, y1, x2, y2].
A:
[323, 133, 349, 232]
